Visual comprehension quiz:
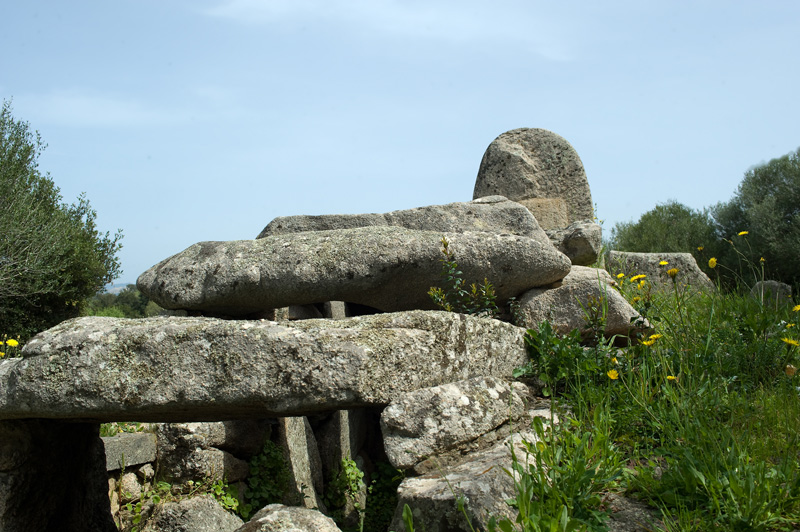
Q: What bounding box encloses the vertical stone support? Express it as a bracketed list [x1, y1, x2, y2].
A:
[277, 416, 327, 513]
[0, 419, 116, 532]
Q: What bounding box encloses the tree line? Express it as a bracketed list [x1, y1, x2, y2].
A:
[609, 147, 800, 291]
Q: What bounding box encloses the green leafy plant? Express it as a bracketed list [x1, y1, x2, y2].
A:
[363, 461, 404, 532]
[239, 440, 291, 519]
[326, 456, 367, 532]
[428, 236, 499, 318]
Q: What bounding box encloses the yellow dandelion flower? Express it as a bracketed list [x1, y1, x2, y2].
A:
[649, 334, 663, 340]
[0, 352, 4, 358]
[738, 230, 749, 236]
[5, 339, 18, 348]
[667, 268, 678, 278]
[792, 304, 800, 312]
[630, 274, 646, 282]
[782, 337, 799, 347]
[632, 296, 641, 303]
[638, 280, 646, 289]
[786, 364, 798, 377]
[659, 260, 669, 266]
[760, 257, 766, 263]
[666, 375, 676, 381]
[787, 323, 795, 328]
[708, 257, 717, 269]
[697, 245, 704, 251]
[641, 339, 656, 346]
[612, 357, 618, 364]
[607, 369, 619, 380]
[616, 273, 625, 279]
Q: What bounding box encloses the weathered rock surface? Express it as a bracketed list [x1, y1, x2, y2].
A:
[141, 495, 243, 532]
[0, 311, 528, 422]
[390, 431, 536, 532]
[547, 220, 603, 266]
[750, 280, 793, 307]
[103, 431, 157, 471]
[607, 251, 714, 291]
[156, 423, 252, 484]
[236, 504, 342, 532]
[0, 420, 116, 532]
[258, 195, 551, 244]
[277, 417, 326, 512]
[380, 376, 524, 470]
[474, 128, 594, 228]
[137, 227, 571, 316]
[516, 265, 649, 340]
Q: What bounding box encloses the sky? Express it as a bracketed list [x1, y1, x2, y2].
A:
[2, 1, 799, 285]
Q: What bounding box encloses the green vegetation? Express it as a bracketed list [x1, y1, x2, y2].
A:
[428, 236, 499, 318]
[238, 440, 292, 520]
[498, 267, 800, 530]
[0, 100, 122, 340]
[610, 146, 800, 292]
[326, 457, 367, 531]
[120, 477, 240, 532]
[87, 284, 164, 318]
[363, 461, 403, 532]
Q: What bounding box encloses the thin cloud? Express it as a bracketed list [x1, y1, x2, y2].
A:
[14, 87, 245, 129]
[201, 0, 576, 61]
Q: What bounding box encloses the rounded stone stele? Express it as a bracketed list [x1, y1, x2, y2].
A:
[473, 128, 593, 229]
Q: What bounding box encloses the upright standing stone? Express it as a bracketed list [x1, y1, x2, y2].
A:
[277, 417, 326, 513]
[474, 128, 594, 229]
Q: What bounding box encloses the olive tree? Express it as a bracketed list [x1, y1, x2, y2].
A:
[609, 200, 718, 259]
[713, 147, 800, 289]
[0, 100, 122, 339]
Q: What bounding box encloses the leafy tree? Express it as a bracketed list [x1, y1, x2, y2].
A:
[0, 100, 122, 339]
[713, 147, 800, 289]
[87, 284, 161, 318]
[609, 200, 719, 263]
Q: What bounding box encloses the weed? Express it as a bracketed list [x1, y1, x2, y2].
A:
[428, 236, 499, 318]
[238, 440, 291, 520]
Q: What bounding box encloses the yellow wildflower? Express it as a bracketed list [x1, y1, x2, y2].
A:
[612, 357, 618, 364]
[630, 274, 646, 282]
[666, 375, 677, 381]
[697, 246, 704, 251]
[667, 268, 678, 278]
[616, 273, 625, 279]
[638, 280, 646, 289]
[708, 257, 717, 269]
[792, 304, 800, 312]
[5, 339, 18, 348]
[787, 323, 795, 328]
[649, 334, 663, 340]
[607, 369, 619, 380]
[641, 339, 656, 346]
[738, 230, 749, 236]
[0, 352, 4, 358]
[659, 260, 669, 266]
[786, 364, 798, 377]
[760, 257, 766, 263]
[632, 296, 641, 303]
[782, 338, 799, 347]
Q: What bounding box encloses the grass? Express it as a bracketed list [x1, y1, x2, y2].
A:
[495, 261, 800, 532]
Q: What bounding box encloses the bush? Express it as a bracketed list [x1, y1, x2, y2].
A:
[713, 147, 800, 289]
[0, 100, 122, 339]
[608, 200, 718, 268]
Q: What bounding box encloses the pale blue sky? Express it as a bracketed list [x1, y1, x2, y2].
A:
[3, 1, 799, 284]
